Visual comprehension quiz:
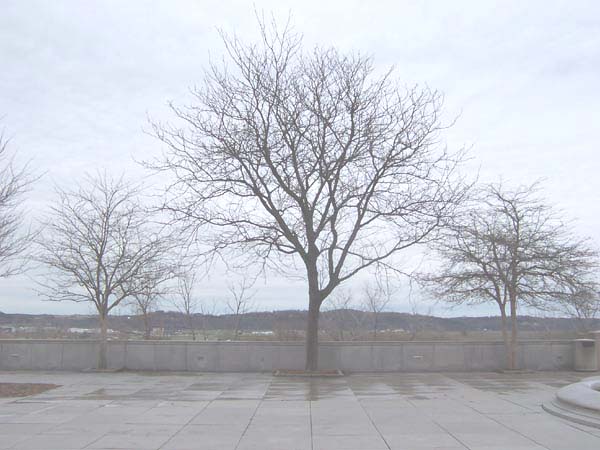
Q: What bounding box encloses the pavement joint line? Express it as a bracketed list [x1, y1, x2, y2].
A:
[356, 398, 391, 450]
[233, 375, 268, 450]
[547, 408, 600, 438]
[404, 391, 470, 450]
[445, 375, 552, 448]
[447, 384, 553, 450]
[353, 377, 392, 450]
[155, 378, 221, 450]
[430, 417, 471, 450]
[3, 412, 59, 450]
[82, 427, 115, 450]
[309, 393, 314, 450]
[479, 391, 537, 414]
[489, 394, 539, 413]
[480, 409, 553, 450]
[445, 372, 541, 414]
[64, 383, 128, 450]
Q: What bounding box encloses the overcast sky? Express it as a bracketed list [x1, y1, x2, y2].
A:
[1, 0, 599, 316]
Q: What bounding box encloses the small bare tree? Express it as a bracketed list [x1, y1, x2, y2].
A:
[0, 132, 34, 278]
[150, 19, 468, 370]
[556, 284, 599, 332]
[423, 182, 599, 369]
[406, 284, 436, 340]
[362, 278, 392, 340]
[174, 270, 200, 340]
[199, 297, 218, 341]
[126, 262, 173, 339]
[226, 276, 256, 340]
[323, 289, 362, 341]
[130, 294, 158, 339]
[37, 173, 172, 369]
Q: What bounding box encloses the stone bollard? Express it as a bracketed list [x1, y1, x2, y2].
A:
[574, 338, 597, 371]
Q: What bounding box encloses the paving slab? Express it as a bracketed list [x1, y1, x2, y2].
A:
[0, 371, 599, 449]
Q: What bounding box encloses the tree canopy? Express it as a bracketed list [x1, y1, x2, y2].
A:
[152, 21, 469, 370]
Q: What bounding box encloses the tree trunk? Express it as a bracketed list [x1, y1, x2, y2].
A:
[305, 257, 324, 372]
[232, 316, 240, 341]
[143, 311, 151, 340]
[509, 297, 518, 370]
[188, 314, 196, 341]
[201, 317, 208, 341]
[373, 314, 378, 341]
[305, 295, 321, 371]
[499, 306, 510, 369]
[98, 313, 108, 370]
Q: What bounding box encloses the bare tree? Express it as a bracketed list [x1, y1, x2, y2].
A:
[555, 284, 599, 333]
[423, 182, 599, 369]
[126, 261, 173, 339]
[128, 288, 159, 340]
[362, 278, 392, 340]
[199, 297, 218, 341]
[0, 132, 35, 278]
[37, 173, 172, 369]
[406, 284, 436, 340]
[226, 276, 256, 340]
[174, 270, 200, 340]
[150, 19, 468, 370]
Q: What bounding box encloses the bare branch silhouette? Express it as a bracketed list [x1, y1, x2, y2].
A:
[36, 173, 174, 368]
[226, 275, 257, 340]
[149, 19, 469, 370]
[422, 182, 599, 369]
[0, 131, 36, 278]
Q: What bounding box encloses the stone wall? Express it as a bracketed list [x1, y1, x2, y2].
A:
[0, 339, 574, 372]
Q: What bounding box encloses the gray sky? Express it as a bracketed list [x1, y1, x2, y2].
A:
[1, 0, 599, 316]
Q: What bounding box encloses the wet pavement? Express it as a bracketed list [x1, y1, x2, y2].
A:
[0, 371, 598, 449]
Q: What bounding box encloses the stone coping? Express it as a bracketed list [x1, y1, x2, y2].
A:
[0, 338, 575, 345]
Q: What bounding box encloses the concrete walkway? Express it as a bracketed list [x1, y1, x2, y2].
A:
[0, 371, 599, 449]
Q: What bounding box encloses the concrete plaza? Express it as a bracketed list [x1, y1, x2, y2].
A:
[0, 371, 599, 450]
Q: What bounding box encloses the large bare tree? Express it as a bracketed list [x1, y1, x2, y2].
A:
[423, 182, 599, 369]
[37, 173, 172, 369]
[0, 132, 34, 279]
[151, 21, 467, 370]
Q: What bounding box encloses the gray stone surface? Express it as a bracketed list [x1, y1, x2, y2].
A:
[0, 340, 576, 372]
[0, 371, 599, 449]
[573, 340, 597, 372]
[557, 376, 600, 412]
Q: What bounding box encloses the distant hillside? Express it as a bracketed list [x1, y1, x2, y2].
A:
[1, 309, 598, 335]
